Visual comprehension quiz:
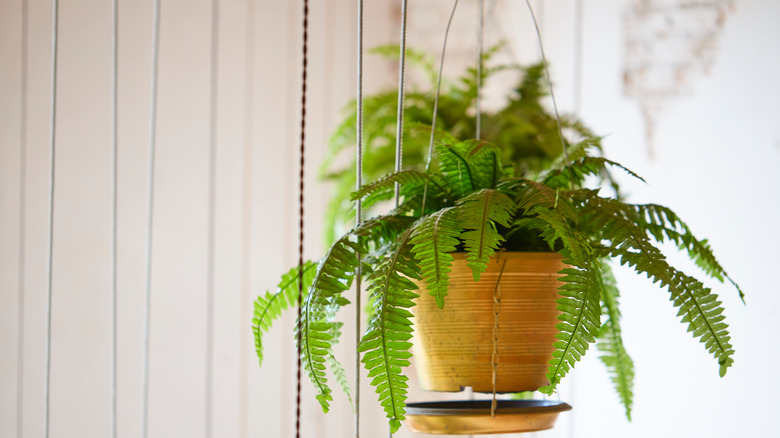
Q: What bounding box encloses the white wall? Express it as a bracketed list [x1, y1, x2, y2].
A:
[1, 0, 778, 437]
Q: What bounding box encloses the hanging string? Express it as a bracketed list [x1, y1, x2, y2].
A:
[476, 0, 484, 140]
[523, 0, 570, 167]
[43, 0, 59, 436]
[205, 0, 220, 436]
[568, 4, 584, 438]
[142, 0, 161, 435]
[295, 1, 310, 438]
[393, 0, 408, 208]
[390, 2, 408, 436]
[238, 1, 255, 437]
[110, 0, 119, 436]
[470, 3, 485, 424]
[354, 0, 364, 437]
[490, 251, 507, 418]
[420, 0, 459, 215]
[573, 0, 583, 114]
[17, 1, 29, 436]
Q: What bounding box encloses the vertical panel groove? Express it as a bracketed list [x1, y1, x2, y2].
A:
[43, 0, 60, 436]
[142, 0, 162, 435]
[17, 0, 29, 436]
[238, 0, 256, 436]
[205, 0, 220, 436]
[110, 0, 119, 436]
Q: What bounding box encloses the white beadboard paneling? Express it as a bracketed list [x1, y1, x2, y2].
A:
[2, 0, 778, 437]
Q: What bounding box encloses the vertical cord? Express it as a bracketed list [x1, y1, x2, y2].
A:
[110, 0, 119, 436]
[420, 0, 459, 215]
[43, 1, 59, 436]
[142, 0, 161, 435]
[523, 0, 570, 167]
[490, 254, 507, 418]
[238, 0, 255, 437]
[470, 5, 484, 432]
[17, 1, 29, 436]
[569, 4, 583, 438]
[475, 0, 483, 140]
[472, 2, 485, 425]
[391, 2, 408, 436]
[295, 1, 309, 438]
[393, 0, 408, 208]
[354, 0, 364, 437]
[573, 0, 583, 114]
[205, 0, 219, 436]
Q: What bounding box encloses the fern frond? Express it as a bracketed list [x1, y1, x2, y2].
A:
[351, 169, 439, 201]
[515, 181, 588, 260]
[578, 193, 735, 376]
[543, 156, 646, 189]
[299, 234, 360, 412]
[410, 208, 462, 308]
[596, 263, 634, 420]
[252, 261, 317, 366]
[456, 189, 516, 281]
[436, 142, 477, 197]
[326, 320, 353, 410]
[359, 228, 420, 433]
[436, 140, 506, 198]
[634, 203, 745, 303]
[539, 255, 602, 394]
[355, 214, 416, 248]
[466, 140, 504, 189]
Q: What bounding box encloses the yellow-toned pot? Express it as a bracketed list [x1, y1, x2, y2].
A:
[412, 252, 566, 393]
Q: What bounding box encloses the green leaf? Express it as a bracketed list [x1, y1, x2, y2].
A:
[456, 189, 516, 281]
[351, 169, 432, 201]
[596, 263, 635, 420]
[410, 208, 462, 308]
[543, 156, 646, 189]
[299, 234, 361, 412]
[252, 261, 317, 366]
[576, 192, 735, 377]
[539, 255, 602, 394]
[634, 203, 745, 303]
[359, 228, 420, 433]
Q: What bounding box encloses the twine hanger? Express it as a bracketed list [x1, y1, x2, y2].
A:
[491, 249, 508, 418]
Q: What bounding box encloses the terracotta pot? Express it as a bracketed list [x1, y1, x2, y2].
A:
[412, 252, 566, 393]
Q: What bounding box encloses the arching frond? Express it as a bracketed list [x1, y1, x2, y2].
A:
[355, 215, 416, 249]
[634, 203, 744, 303]
[351, 169, 436, 202]
[299, 235, 361, 412]
[327, 321, 353, 410]
[410, 208, 462, 308]
[466, 140, 504, 189]
[596, 263, 635, 420]
[578, 193, 735, 376]
[456, 189, 516, 281]
[436, 142, 477, 197]
[543, 156, 646, 189]
[539, 255, 602, 395]
[515, 181, 588, 260]
[252, 261, 317, 366]
[359, 228, 420, 433]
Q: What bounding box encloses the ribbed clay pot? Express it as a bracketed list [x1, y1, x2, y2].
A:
[412, 252, 566, 393]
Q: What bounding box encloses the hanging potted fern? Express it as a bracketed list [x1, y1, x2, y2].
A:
[252, 52, 742, 433]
